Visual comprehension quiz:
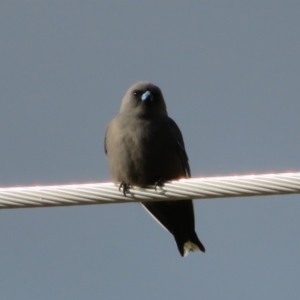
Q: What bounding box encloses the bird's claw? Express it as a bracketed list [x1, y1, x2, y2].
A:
[154, 178, 165, 191]
[119, 182, 130, 196]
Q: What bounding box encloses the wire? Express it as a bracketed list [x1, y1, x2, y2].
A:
[0, 172, 299, 209]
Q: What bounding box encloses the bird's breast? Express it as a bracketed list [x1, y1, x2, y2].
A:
[107, 117, 184, 186]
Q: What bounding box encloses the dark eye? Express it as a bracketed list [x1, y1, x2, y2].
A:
[133, 90, 140, 98]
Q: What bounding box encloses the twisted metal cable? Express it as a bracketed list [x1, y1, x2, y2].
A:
[0, 172, 299, 209]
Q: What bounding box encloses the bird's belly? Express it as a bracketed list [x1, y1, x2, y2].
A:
[110, 128, 184, 186]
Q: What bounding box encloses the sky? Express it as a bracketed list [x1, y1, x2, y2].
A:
[1, 1, 300, 299]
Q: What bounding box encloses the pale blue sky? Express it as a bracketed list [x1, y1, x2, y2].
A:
[1, 1, 300, 299]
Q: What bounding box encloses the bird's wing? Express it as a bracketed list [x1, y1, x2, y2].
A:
[167, 118, 191, 178]
[104, 127, 108, 155]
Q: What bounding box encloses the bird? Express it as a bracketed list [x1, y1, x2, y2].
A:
[104, 82, 205, 257]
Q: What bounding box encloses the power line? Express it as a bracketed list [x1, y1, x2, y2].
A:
[0, 172, 299, 209]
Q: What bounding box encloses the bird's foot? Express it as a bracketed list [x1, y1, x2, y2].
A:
[119, 182, 130, 196]
[154, 178, 165, 191]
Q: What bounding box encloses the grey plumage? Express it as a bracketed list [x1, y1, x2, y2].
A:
[104, 82, 205, 257]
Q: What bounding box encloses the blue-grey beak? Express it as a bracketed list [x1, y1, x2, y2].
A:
[141, 91, 152, 102]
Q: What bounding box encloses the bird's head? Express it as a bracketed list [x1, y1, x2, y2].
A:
[120, 82, 168, 116]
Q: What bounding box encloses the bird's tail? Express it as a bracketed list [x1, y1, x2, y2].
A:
[175, 231, 206, 257]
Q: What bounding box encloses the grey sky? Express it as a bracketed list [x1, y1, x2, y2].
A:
[1, 1, 300, 299]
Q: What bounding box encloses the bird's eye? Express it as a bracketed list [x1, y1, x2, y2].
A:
[133, 90, 140, 98]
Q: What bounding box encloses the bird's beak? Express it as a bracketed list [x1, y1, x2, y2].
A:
[141, 91, 153, 102]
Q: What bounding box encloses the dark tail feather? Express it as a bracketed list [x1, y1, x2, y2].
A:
[174, 231, 205, 257]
